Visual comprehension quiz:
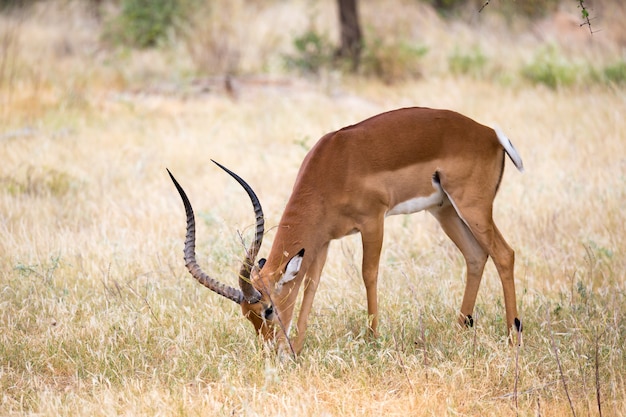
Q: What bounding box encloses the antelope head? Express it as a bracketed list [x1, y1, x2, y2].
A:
[167, 161, 298, 342]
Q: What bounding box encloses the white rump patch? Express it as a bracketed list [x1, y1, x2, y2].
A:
[494, 126, 524, 172]
[386, 189, 445, 217]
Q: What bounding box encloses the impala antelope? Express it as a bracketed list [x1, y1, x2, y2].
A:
[168, 107, 524, 355]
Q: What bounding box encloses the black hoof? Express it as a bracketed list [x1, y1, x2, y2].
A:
[465, 314, 474, 328]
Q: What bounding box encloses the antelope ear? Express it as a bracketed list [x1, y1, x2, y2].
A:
[276, 249, 305, 290]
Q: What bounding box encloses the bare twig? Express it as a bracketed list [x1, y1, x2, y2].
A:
[574, 331, 592, 415]
[393, 334, 414, 394]
[478, 0, 490, 13]
[546, 306, 576, 417]
[419, 304, 428, 383]
[126, 280, 161, 325]
[537, 396, 542, 417]
[479, 0, 594, 35]
[595, 330, 603, 417]
[498, 380, 559, 399]
[577, 0, 594, 34]
[409, 283, 429, 385]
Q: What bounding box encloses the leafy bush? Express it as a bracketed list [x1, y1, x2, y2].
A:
[498, 0, 560, 18]
[0, 0, 37, 11]
[521, 48, 579, 89]
[283, 28, 334, 76]
[603, 61, 626, 84]
[180, 1, 245, 75]
[423, 0, 473, 16]
[360, 35, 428, 84]
[2, 166, 74, 198]
[284, 24, 428, 84]
[424, 0, 559, 18]
[448, 46, 487, 78]
[104, 0, 180, 48]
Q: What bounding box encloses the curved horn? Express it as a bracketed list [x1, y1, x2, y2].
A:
[168, 169, 244, 304]
[211, 160, 264, 304]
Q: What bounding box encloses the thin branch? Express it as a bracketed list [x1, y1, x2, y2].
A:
[409, 283, 429, 384]
[393, 334, 414, 394]
[478, 0, 491, 13]
[546, 305, 576, 417]
[498, 380, 559, 399]
[577, 0, 594, 34]
[595, 330, 603, 417]
[126, 280, 161, 325]
[419, 304, 428, 384]
[479, 0, 594, 35]
[574, 331, 592, 415]
[537, 397, 542, 417]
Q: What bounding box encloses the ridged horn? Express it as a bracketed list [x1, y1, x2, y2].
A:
[168, 168, 244, 304]
[211, 160, 264, 304]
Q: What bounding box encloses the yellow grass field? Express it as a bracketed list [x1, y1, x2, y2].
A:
[1, 1, 625, 415]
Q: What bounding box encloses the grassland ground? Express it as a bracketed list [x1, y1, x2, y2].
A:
[1, 1, 626, 416]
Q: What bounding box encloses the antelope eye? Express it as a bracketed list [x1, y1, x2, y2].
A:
[263, 306, 274, 320]
[258, 258, 266, 269]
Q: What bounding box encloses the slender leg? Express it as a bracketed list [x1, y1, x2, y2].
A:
[430, 202, 488, 327]
[473, 222, 518, 332]
[360, 218, 385, 338]
[292, 243, 329, 354]
[459, 212, 518, 333]
[438, 176, 520, 336]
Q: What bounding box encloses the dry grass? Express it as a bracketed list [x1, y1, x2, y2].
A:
[1, 1, 625, 416]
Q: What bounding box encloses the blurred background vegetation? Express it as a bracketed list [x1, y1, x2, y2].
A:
[1, 0, 624, 91]
[1, 2, 625, 415]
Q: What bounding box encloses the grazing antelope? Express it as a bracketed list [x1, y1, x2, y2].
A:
[169, 107, 524, 355]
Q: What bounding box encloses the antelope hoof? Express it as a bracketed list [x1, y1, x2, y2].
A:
[458, 313, 474, 328]
[509, 317, 522, 347]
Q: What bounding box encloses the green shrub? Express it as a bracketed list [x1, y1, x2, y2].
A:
[0, 0, 37, 11]
[2, 167, 74, 198]
[448, 46, 487, 78]
[424, 0, 472, 16]
[284, 25, 427, 84]
[104, 0, 180, 48]
[424, 0, 559, 18]
[360, 35, 428, 84]
[499, 0, 560, 18]
[603, 61, 626, 84]
[178, 1, 246, 75]
[521, 48, 578, 89]
[283, 29, 334, 76]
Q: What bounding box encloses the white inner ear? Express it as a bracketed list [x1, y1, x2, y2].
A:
[276, 253, 303, 291]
